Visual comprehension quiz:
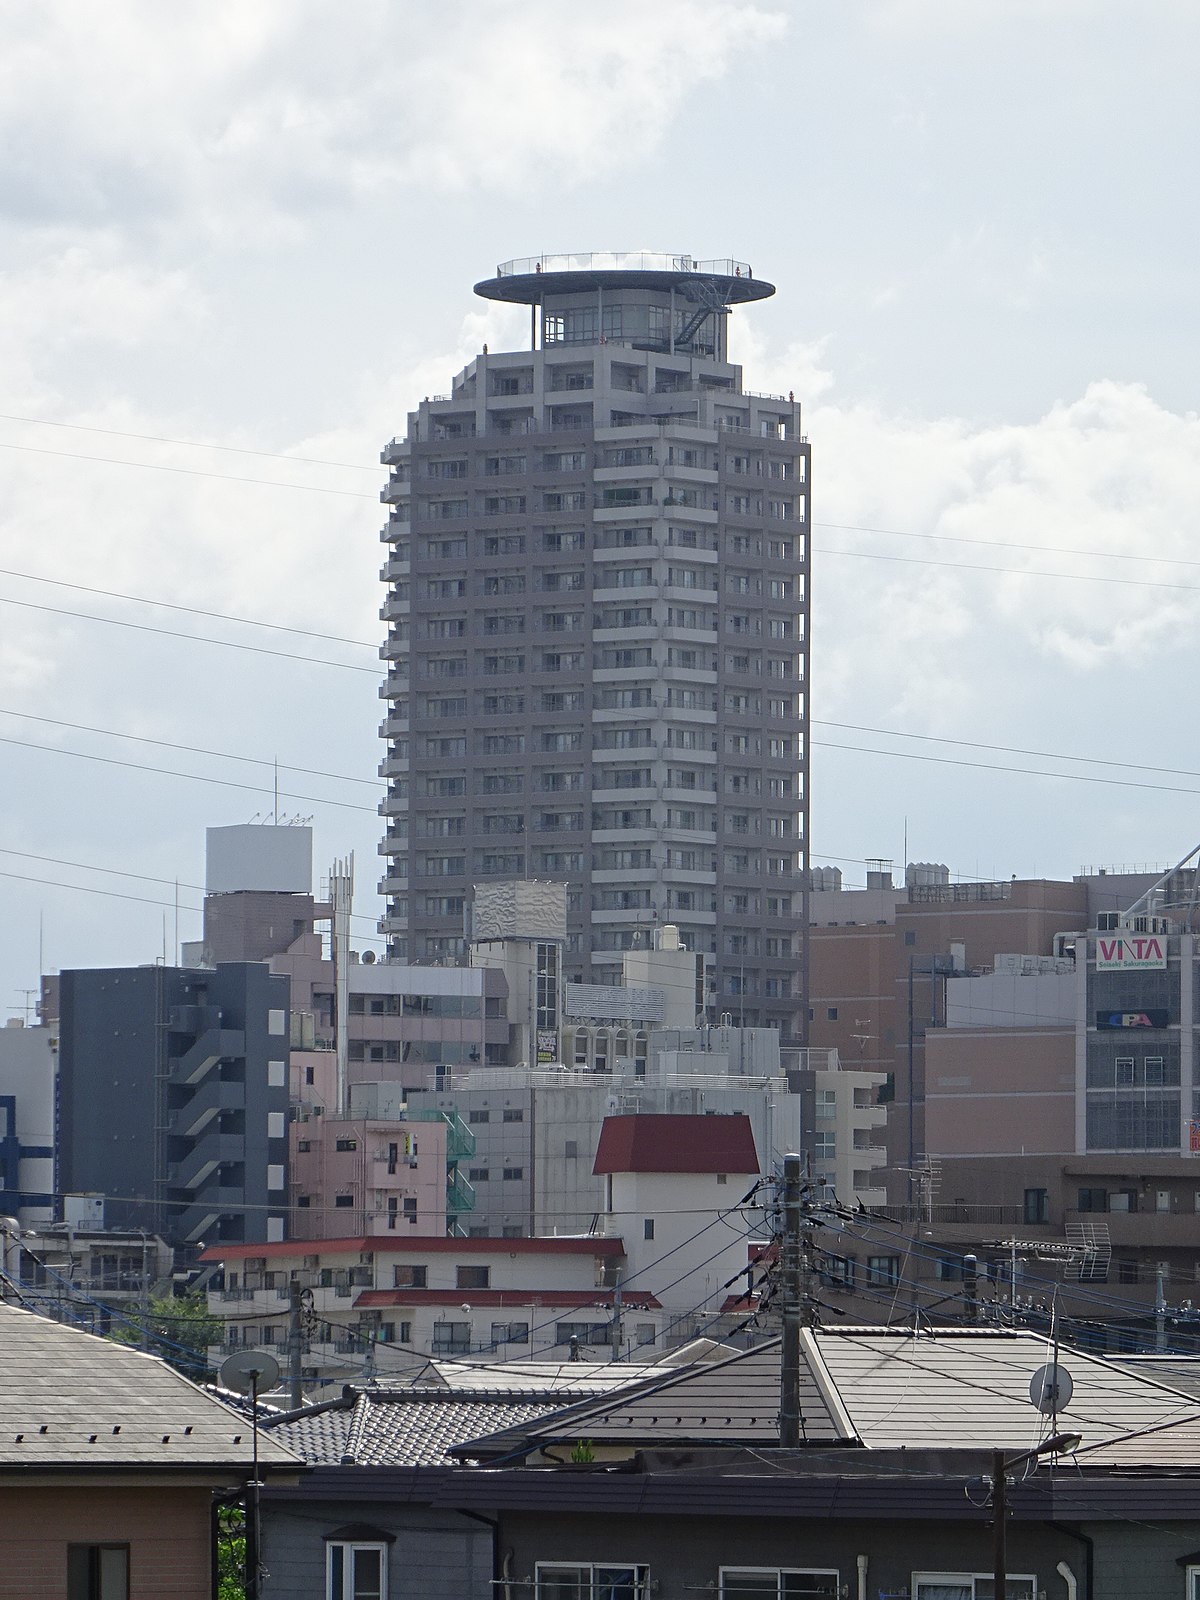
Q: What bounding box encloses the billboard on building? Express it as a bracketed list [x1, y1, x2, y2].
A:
[1094, 934, 1167, 972]
[1095, 1009, 1170, 1029]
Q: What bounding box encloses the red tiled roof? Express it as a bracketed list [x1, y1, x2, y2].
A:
[593, 1113, 759, 1176]
[201, 1234, 624, 1263]
[354, 1288, 661, 1309]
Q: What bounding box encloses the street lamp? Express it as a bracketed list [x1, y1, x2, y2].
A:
[991, 1432, 1082, 1598]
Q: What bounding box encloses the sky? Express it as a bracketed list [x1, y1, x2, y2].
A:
[0, 0, 1197, 1007]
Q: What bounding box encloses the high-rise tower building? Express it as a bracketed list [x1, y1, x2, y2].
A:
[378, 253, 809, 1043]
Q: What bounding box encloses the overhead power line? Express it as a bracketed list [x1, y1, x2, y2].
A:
[818, 543, 1200, 595]
[0, 731, 379, 812]
[0, 707, 383, 789]
[812, 719, 1200, 783]
[0, 566, 377, 649]
[812, 738, 1200, 798]
[817, 519, 1200, 574]
[0, 593, 379, 672]
[0, 411, 381, 472]
[0, 438, 376, 497]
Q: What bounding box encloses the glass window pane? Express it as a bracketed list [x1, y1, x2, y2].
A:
[782, 1578, 838, 1600]
[353, 1548, 383, 1600]
[539, 1568, 587, 1600]
[723, 1574, 779, 1600]
[99, 1548, 129, 1600]
[596, 1569, 639, 1600]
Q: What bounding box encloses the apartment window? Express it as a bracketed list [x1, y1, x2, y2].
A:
[503, 1166, 524, 1180]
[468, 1109, 490, 1124]
[468, 1167, 490, 1182]
[721, 1572, 838, 1600]
[1078, 1187, 1108, 1213]
[503, 1108, 525, 1123]
[865, 1256, 901, 1289]
[912, 1578, 1033, 1600]
[432, 1320, 472, 1354]
[826, 1007, 838, 1021]
[1024, 1188, 1049, 1225]
[537, 1567, 649, 1600]
[392, 1265, 427, 1288]
[457, 1265, 490, 1290]
[327, 1539, 389, 1600]
[644, 1219, 655, 1241]
[491, 1321, 530, 1345]
[67, 1547, 129, 1600]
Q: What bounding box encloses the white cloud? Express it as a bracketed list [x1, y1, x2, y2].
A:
[0, 1, 786, 241]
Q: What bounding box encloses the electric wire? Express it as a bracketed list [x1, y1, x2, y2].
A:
[0, 593, 379, 672]
[0, 437, 376, 497]
[0, 566, 377, 648]
[0, 412, 381, 473]
[0, 707, 382, 788]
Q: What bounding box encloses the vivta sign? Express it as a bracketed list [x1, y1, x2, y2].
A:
[1095, 933, 1168, 972]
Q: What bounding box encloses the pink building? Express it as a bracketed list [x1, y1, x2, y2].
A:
[289, 1102, 447, 1240]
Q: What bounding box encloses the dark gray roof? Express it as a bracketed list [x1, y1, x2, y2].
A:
[0, 1304, 299, 1471]
[452, 1337, 854, 1457]
[265, 1386, 608, 1467]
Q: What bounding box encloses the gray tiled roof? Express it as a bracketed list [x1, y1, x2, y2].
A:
[453, 1337, 853, 1454]
[811, 1326, 1200, 1465]
[0, 1304, 299, 1470]
[267, 1387, 608, 1467]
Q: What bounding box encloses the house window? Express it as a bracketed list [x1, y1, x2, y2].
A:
[536, 1565, 648, 1600]
[1023, 1187, 1049, 1224]
[392, 1264, 427, 1288]
[644, 1219, 655, 1241]
[334, 1195, 354, 1208]
[912, 1577, 1034, 1599]
[67, 1546, 129, 1600]
[335, 1138, 358, 1153]
[326, 1538, 389, 1600]
[721, 1572, 839, 1600]
[457, 1264, 490, 1290]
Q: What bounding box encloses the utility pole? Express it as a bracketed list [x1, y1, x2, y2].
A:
[610, 1273, 623, 1363]
[1156, 1264, 1167, 1352]
[779, 1152, 805, 1447]
[963, 1253, 978, 1324]
[991, 1449, 1007, 1600]
[288, 1281, 304, 1408]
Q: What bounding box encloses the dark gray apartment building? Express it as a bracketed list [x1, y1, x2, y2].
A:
[378, 252, 810, 1041]
[57, 963, 290, 1249]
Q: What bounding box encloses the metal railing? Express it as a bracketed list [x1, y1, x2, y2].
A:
[495, 252, 754, 279]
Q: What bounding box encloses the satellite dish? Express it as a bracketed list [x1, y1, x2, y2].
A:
[1029, 1361, 1074, 1415]
[220, 1349, 281, 1396]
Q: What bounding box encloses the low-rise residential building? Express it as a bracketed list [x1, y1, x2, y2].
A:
[203, 1234, 650, 1383]
[253, 1325, 1200, 1600]
[0, 1204, 173, 1334]
[0, 1302, 299, 1599]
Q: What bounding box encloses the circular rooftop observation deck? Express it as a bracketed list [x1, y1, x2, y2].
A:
[474, 251, 775, 306]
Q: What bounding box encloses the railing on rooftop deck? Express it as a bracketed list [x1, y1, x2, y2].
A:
[495, 252, 754, 279]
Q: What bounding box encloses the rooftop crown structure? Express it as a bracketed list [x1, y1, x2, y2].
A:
[378, 252, 809, 1043]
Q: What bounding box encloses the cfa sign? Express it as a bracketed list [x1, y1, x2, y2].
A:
[1095, 934, 1167, 971]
